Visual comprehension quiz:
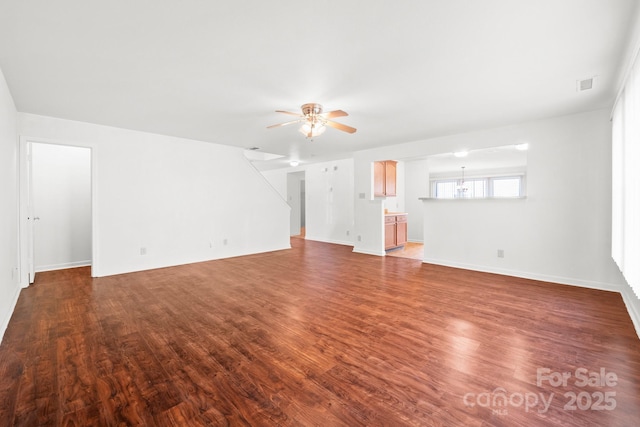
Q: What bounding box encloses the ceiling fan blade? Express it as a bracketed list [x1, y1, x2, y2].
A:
[266, 119, 301, 129]
[325, 120, 357, 134]
[275, 110, 304, 117]
[319, 110, 348, 119]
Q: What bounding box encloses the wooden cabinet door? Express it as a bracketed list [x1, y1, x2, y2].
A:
[396, 215, 407, 246]
[384, 217, 397, 249]
[374, 161, 386, 196]
[374, 160, 397, 197]
[385, 161, 397, 196]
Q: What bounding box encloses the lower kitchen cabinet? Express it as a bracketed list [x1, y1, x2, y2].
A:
[385, 213, 407, 250]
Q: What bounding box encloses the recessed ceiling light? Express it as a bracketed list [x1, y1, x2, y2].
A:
[454, 151, 468, 158]
[515, 143, 529, 151]
[289, 160, 299, 167]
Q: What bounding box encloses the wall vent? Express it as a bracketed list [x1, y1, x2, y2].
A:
[577, 77, 594, 92]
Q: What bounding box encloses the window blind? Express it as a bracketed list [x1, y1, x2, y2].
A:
[612, 52, 640, 298]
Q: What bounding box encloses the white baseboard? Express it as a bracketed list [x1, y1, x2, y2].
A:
[214, 245, 293, 261]
[35, 260, 91, 273]
[0, 284, 21, 345]
[422, 258, 639, 339]
[422, 258, 621, 292]
[304, 235, 354, 247]
[352, 247, 385, 256]
[94, 244, 293, 277]
[620, 285, 640, 339]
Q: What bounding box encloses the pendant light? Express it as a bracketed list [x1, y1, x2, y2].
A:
[457, 166, 469, 196]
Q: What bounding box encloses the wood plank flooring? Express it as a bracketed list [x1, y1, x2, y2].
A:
[1, 238, 639, 426]
[385, 242, 424, 260]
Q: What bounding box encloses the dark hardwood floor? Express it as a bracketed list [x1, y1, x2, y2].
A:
[1, 238, 639, 426]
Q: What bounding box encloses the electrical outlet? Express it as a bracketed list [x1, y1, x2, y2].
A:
[346, 230, 350, 236]
[359, 193, 366, 199]
[140, 247, 147, 255]
[497, 249, 504, 258]
[357, 235, 362, 242]
[223, 239, 228, 246]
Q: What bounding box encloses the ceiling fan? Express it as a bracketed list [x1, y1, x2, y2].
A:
[267, 103, 357, 138]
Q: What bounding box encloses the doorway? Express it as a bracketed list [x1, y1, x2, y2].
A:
[287, 171, 306, 237]
[19, 139, 94, 285]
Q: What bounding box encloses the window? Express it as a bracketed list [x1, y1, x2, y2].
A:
[468, 179, 487, 198]
[492, 177, 521, 198]
[612, 47, 640, 298]
[434, 180, 457, 199]
[431, 175, 524, 199]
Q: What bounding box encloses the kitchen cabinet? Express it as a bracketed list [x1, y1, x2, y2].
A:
[385, 213, 407, 250]
[374, 160, 397, 197]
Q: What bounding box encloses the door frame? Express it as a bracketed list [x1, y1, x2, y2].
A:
[18, 136, 98, 286]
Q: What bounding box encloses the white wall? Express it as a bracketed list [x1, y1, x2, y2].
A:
[404, 159, 429, 242]
[32, 143, 92, 271]
[0, 68, 19, 343]
[306, 159, 354, 245]
[422, 110, 625, 290]
[262, 166, 287, 197]
[19, 114, 291, 277]
[354, 109, 627, 290]
[263, 158, 355, 246]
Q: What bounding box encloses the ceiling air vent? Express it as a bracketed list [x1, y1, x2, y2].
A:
[577, 77, 594, 92]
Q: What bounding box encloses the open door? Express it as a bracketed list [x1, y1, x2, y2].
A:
[18, 138, 35, 286]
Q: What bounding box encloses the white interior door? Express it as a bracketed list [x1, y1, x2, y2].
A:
[18, 138, 35, 285]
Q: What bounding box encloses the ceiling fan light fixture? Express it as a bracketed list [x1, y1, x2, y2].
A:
[268, 103, 356, 138]
[299, 121, 326, 138]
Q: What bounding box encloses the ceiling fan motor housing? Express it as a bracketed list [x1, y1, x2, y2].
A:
[301, 103, 323, 117]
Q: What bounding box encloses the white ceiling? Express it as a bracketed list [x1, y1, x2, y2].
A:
[0, 1, 637, 169]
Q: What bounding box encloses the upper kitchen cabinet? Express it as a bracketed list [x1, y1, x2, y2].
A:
[374, 160, 397, 197]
